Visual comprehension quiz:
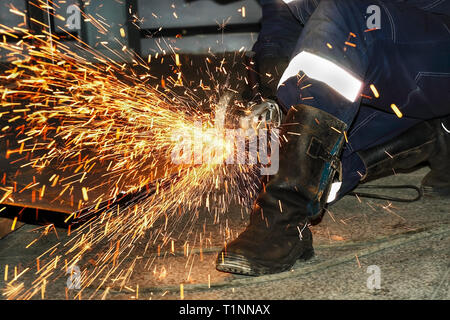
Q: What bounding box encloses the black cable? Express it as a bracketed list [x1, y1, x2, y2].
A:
[347, 184, 423, 203]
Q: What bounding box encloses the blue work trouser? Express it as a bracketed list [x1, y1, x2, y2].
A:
[267, 0, 450, 199]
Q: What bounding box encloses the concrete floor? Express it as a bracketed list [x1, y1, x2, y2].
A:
[0, 53, 448, 300]
[0, 166, 448, 300]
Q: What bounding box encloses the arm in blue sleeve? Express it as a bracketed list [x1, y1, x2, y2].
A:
[252, 0, 304, 61]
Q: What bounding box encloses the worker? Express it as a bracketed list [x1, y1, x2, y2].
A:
[216, 0, 450, 276]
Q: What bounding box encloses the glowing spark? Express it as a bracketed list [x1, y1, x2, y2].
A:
[180, 283, 184, 300]
[0, 3, 260, 300]
[390, 104, 403, 118]
[345, 41, 356, 48]
[370, 84, 380, 98]
[355, 254, 361, 268]
[4, 265, 8, 282]
[11, 217, 17, 231]
[81, 187, 89, 201]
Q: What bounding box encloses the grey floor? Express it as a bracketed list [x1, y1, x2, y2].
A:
[0, 167, 448, 300]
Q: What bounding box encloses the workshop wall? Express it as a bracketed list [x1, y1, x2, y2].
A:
[139, 0, 261, 55]
[0, 0, 261, 62]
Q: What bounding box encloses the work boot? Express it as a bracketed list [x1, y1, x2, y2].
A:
[357, 116, 450, 197]
[216, 104, 347, 276]
[421, 116, 450, 197]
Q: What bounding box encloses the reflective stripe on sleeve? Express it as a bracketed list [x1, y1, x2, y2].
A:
[278, 51, 363, 102]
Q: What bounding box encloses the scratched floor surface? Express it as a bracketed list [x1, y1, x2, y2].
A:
[0, 166, 448, 300]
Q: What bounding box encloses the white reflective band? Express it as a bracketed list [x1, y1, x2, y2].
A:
[326, 181, 342, 203]
[282, 0, 295, 3]
[278, 51, 363, 102]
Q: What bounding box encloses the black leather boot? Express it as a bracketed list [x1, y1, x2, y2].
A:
[216, 104, 347, 276]
[357, 121, 436, 182]
[357, 116, 450, 197]
[421, 116, 450, 197]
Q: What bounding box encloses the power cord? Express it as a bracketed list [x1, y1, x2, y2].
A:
[348, 184, 423, 203]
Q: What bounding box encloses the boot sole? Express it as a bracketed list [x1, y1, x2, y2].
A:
[216, 247, 315, 276]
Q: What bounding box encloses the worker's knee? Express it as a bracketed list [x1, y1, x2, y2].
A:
[312, 0, 367, 25]
[298, 0, 384, 63]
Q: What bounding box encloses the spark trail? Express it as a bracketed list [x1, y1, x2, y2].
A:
[0, 1, 260, 299]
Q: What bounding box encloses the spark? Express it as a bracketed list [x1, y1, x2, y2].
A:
[11, 217, 18, 231]
[344, 41, 356, 48]
[0, 3, 260, 299]
[370, 84, 380, 98]
[241, 6, 246, 18]
[355, 254, 361, 268]
[390, 104, 403, 118]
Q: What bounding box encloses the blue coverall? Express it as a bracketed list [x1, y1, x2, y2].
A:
[253, 0, 450, 199]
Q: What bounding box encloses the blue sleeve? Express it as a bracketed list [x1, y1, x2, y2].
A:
[252, 0, 304, 61]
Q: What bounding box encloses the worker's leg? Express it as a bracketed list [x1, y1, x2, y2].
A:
[337, 113, 450, 200]
[276, 0, 450, 199]
[277, 0, 450, 124]
[216, 0, 450, 276]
